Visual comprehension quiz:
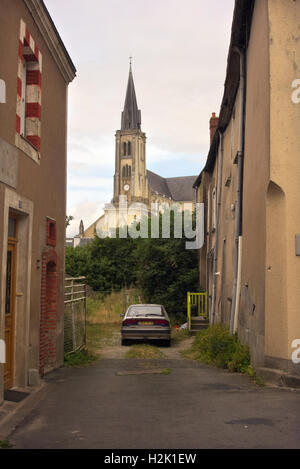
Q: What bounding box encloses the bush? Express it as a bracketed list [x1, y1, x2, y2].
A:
[186, 324, 251, 371]
[65, 211, 201, 321]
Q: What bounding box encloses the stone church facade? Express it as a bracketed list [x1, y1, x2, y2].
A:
[84, 65, 197, 238]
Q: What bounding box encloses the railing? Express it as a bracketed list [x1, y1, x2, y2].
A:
[187, 292, 207, 331]
[64, 277, 87, 354]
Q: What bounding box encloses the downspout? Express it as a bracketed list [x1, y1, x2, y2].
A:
[230, 47, 246, 335]
[211, 132, 224, 324]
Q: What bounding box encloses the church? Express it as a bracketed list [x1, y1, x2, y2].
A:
[83, 64, 197, 239]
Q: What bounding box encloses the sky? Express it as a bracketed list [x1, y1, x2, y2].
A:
[44, 0, 235, 237]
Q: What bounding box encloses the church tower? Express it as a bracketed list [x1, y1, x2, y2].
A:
[113, 64, 149, 206]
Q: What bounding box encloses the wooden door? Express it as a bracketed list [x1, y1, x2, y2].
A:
[4, 220, 17, 389]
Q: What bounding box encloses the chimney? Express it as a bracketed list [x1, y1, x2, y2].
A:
[210, 112, 219, 144]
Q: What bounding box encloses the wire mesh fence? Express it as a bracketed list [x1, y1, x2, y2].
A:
[64, 277, 87, 354]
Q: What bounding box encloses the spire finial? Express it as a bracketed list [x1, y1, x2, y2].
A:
[129, 55, 133, 69]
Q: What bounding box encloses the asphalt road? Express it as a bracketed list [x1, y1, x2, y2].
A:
[8, 357, 300, 449]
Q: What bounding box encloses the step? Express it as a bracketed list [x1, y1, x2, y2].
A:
[191, 320, 209, 326]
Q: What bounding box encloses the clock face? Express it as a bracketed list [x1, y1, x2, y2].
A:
[124, 184, 130, 192]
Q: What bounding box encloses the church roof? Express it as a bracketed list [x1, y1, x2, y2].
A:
[121, 65, 141, 131]
[147, 170, 197, 202]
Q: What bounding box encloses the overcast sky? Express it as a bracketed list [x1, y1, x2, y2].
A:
[45, 0, 235, 237]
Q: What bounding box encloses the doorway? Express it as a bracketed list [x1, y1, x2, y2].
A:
[4, 215, 18, 389]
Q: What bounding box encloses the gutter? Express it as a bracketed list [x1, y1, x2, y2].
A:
[211, 132, 224, 324]
[230, 47, 246, 335]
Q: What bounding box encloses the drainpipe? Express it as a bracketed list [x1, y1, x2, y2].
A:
[211, 132, 224, 324]
[230, 47, 246, 335]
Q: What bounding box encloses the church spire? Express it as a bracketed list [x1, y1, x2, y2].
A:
[121, 62, 141, 131]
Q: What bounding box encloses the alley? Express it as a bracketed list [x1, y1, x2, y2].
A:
[7, 350, 300, 449]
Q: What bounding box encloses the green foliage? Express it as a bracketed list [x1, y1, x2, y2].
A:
[0, 440, 13, 449]
[183, 325, 265, 385]
[184, 324, 251, 371]
[65, 211, 200, 320]
[64, 349, 97, 367]
[66, 215, 74, 227]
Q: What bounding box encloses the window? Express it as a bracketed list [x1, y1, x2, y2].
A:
[122, 164, 131, 178]
[123, 142, 127, 156]
[16, 20, 42, 163]
[127, 141, 131, 156]
[46, 218, 56, 247]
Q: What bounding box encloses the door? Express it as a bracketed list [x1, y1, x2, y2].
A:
[4, 219, 17, 389]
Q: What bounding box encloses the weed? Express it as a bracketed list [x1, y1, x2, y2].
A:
[0, 440, 13, 449]
[182, 324, 264, 385]
[125, 344, 165, 359]
[64, 348, 98, 367]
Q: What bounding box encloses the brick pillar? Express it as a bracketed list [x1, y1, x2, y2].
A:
[40, 250, 58, 376]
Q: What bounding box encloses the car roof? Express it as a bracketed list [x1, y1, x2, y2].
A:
[128, 304, 163, 307]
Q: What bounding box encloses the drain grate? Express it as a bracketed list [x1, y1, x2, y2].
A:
[4, 389, 29, 403]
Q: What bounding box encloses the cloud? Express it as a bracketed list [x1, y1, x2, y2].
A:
[45, 0, 235, 233]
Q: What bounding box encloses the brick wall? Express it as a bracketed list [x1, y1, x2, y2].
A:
[40, 249, 58, 376]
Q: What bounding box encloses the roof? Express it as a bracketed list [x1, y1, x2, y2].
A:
[24, 0, 76, 83]
[147, 170, 197, 202]
[121, 65, 141, 130]
[195, 0, 254, 180]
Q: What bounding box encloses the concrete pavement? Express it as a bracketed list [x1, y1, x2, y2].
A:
[7, 358, 300, 449]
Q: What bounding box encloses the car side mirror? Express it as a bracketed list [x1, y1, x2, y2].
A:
[120, 313, 125, 318]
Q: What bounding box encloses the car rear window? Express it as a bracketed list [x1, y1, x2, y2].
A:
[127, 306, 163, 316]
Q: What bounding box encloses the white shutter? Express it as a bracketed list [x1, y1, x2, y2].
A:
[20, 59, 27, 136]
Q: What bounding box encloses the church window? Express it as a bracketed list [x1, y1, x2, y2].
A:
[123, 142, 127, 156]
[127, 141, 131, 156]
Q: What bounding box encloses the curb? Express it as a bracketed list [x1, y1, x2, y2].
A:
[257, 367, 300, 389]
[0, 382, 47, 441]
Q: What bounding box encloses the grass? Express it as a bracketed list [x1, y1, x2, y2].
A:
[171, 328, 189, 345]
[64, 348, 98, 367]
[86, 288, 140, 324]
[182, 324, 265, 386]
[86, 322, 121, 355]
[125, 344, 165, 359]
[0, 440, 13, 449]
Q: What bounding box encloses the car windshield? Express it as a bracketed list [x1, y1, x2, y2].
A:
[127, 306, 163, 317]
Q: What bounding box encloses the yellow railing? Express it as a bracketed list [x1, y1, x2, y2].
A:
[187, 292, 207, 331]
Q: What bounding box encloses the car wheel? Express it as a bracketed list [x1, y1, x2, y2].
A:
[121, 338, 129, 346]
[164, 339, 171, 347]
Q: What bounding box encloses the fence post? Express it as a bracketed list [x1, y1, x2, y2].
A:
[71, 279, 77, 351]
[84, 282, 87, 346]
[187, 292, 191, 331]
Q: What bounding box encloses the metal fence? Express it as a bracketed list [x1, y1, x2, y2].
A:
[187, 292, 208, 331]
[64, 277, 87, 354]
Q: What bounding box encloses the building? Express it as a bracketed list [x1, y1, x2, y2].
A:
[0, 0, 76, 402]
[194, 0, 300, 378]
[67, 220, 93, 248]
[84, 64, 197, 238]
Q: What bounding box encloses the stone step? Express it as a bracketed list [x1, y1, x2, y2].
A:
[191, 316, 209, 324]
